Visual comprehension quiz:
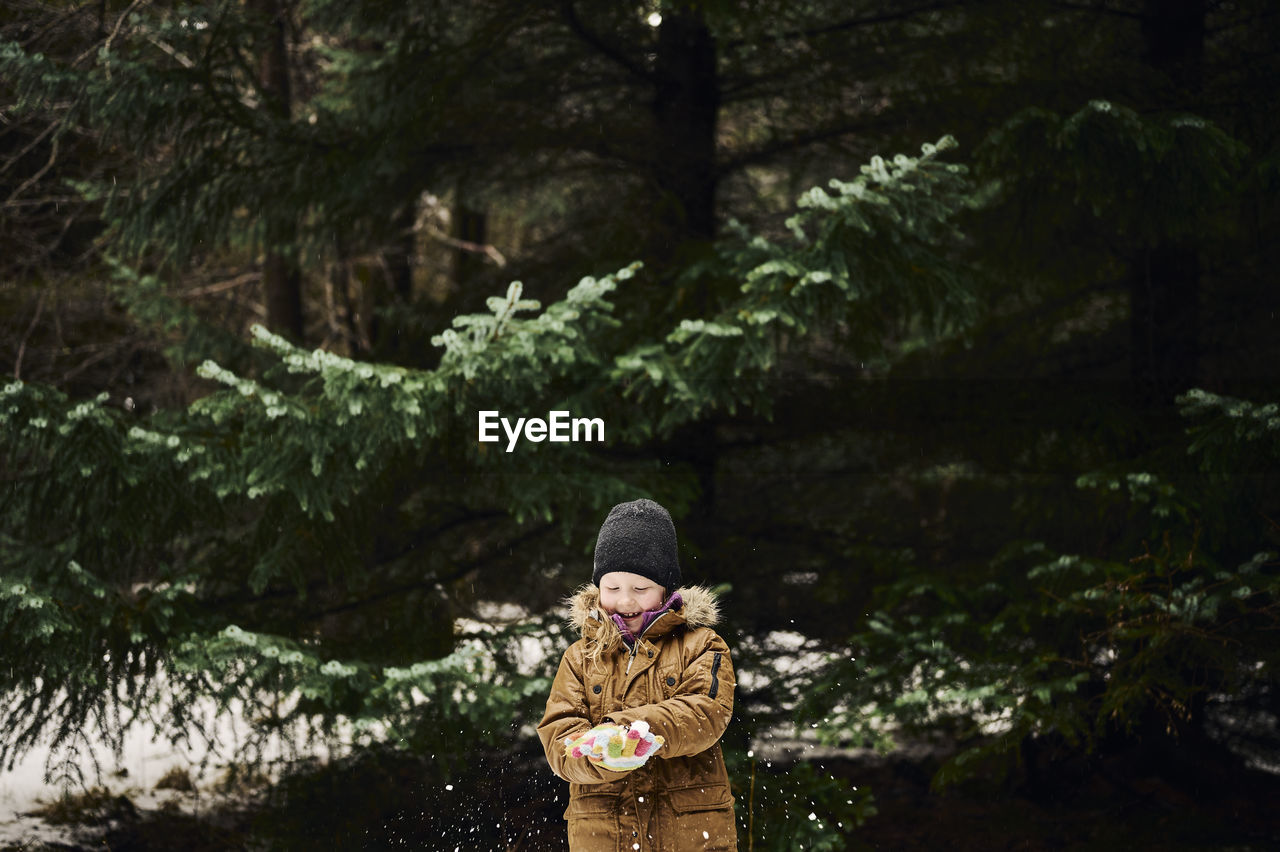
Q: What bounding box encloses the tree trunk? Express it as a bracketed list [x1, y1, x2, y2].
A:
[649, 6, 722, 527]
[649, 5, 719, 269]
[1130, 0, 1205, 402]
[365, 199, 419, 357]
[385, 200, 417, 303]
[451, 189, 488, 292]
[263, 249, 303, 342]
[1130, 245, 1199, 402]
[255, 0, 304, 342]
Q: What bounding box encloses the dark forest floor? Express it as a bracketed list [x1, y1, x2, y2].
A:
[827, 745, 1280, 851]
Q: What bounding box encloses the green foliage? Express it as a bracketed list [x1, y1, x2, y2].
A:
[4, 0, 1280, 842]
[169, 615, 567, 771]
[0, 262, 643, 768]
[105, 260, 261, 374]
[618, 136, 975, 435]
[2, 2, 464, 274]
[0, 137, 978, 775]
[727, 748, 876, 852]
[1181, 388, 1280, 470]
[964, 98, 1256, 340]
[2, 1, 370, 267]
[802, 390, 1280, 788]
[978, 100, 1247, 245]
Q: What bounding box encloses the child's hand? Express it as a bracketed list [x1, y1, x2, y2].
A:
[563, 720, 664, 772]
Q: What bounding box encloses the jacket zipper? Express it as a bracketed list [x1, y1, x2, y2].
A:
[624, 608, 670, 675]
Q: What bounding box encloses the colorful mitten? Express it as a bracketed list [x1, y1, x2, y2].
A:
[563, 721, 664, 772]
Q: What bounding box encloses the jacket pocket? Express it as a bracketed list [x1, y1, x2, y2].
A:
[668, 782, 734, 812]
[563, 789, 620, 820]
[666, 783, 736, 850]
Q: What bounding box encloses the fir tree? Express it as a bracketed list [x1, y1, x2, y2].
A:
[0, 139, 974, 784]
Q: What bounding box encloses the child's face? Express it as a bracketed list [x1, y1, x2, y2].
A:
[597, 572, 665, 634]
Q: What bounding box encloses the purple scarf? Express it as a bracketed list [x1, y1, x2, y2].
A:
[611, 591, 683, 644]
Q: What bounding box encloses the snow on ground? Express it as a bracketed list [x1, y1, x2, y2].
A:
[0, 718, 204, 845]
[0, 696, 345, 846]
[0, 608, 555, 845]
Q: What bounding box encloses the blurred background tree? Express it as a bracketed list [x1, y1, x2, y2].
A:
[2, 0, 1279, 847]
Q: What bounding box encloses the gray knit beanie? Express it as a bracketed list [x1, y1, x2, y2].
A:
[592, 499, 682, 591]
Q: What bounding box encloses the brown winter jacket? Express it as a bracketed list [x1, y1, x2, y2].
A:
[537, 585, 738, 851]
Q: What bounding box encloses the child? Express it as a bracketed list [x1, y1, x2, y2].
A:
[537, 498, 738, 851]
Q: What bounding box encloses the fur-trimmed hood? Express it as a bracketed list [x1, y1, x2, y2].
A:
[566, 584, 722, 634]
[566, 585, 722, 660]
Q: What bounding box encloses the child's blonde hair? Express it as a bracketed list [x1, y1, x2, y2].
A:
[569, 583, 670, 662]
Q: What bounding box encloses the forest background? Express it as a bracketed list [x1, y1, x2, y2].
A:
[2, 0, 1280, 849]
